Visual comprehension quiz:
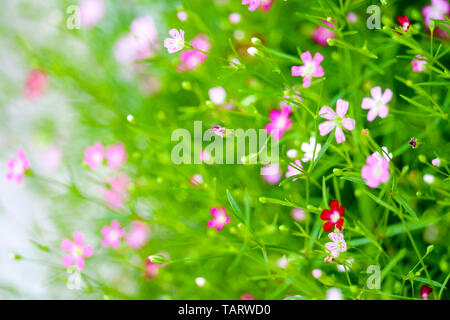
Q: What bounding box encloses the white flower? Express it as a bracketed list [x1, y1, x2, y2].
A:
[337, 258, 354, 272]
[277, 256, 289, 269]
[301, 137, 321, 162]
[312, 269, 322, 279]
[325, 232, 347, 258]
[374, 146, 392, 162]
[326, 288, 343, 300]
[209, 87, 226, 105]
[423, 174, 435, 184]
[247, 47, 258, 56]
[432, 158, 441, 167]
[195, 277, 206, 287]
[286, 149, 298, 159]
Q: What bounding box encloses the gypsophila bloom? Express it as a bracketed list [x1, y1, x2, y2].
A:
[423, 174, 435, 184]
[189, 174, 203, 186]
[61, 232, 93, 270]
[164, 29, 184, 54]
[145, 260, 161, 278]
[291, 51, 325, 88]
[42, 146, 62, 171]
[277, 256, 289, 269]
[312, 269, 322, 279]
[318, 99, 355, 144]
[422, 0, 449, 38]
[346, 12, 358, 23]
[301, 137, 322, 162]
[291, 208, 306, 221]
[395, 15, 410, 34]
[326, 288, 343, 300]
[421, 285, 433, 300]
[126, 221, 150, 249]
[265, 105, 292, 140]
[25, 69, 48, 100]
[178, 34, 210, 72]
[374, 146, 393, 162]
[312, 20, 337, 47]
[84, 142, 104, 169]
[6, 150, 30, 183]
[208, 125, 229, 137]
[106, 143, 127, 169]
[286, 160, 303, 181]
[286, 149, 298, 159]
[229, 13, 241, 24]
[208, 87, 226, 105]
[195, 277, 206, 287]
[207, 206, 230, 231]
[101, 220, 125, 248]
[320, 200, 345, 232]
[261, 164, 282, 185]
[361, 86, 392, 122]
[177, 11, 188, 21]
[200, 150, 212, 162]
[432, 158, 441, 166]
[361, 152, 390, 188]
[411, 55, 427, 72]
[337, 258, 354, 272]
[80, 0, 105, 27]
[247, 47, 258, 56]
[102, 173, 130, 210]
[325, 232, 347, 258]
[241, 293, 255, 300]
[242, 0, 260, 11]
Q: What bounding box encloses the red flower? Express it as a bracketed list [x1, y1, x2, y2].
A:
[421, 285, 432, 300]
[395, 16, 410, 34]
[320, 200, 345, 232]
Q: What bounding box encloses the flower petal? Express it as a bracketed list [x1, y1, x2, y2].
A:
[370, 86, 382, 100]
[318, 106, 336, 120]
[334, 127, 345, 144]
[336, 99, 349, 117]
[361, 97, 374, 110]
[381, 88, 393, 104]
[318, 121, 335, 136]
[342, 118, 355, 131]
[301, 51, 312, 64]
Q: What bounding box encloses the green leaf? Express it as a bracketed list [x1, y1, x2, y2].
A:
[393, 194, 419, 220]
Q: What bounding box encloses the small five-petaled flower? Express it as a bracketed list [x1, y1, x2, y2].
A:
[207, 206, 230, 231]
[325, 232, 347, 258]
[164, 29, 185, 54]
[320, 200, 345, 232]
[291, 51, 325, 88]
[318, 99, 355, 144]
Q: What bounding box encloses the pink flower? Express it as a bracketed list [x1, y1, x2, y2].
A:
[422, 0, 449, 38]
[361, 86, 392, 122]
[42, 146, 62, 171]
[395, 16, 411, 34]
[318, 99, 355, 144]
[177, 11, 188, 21]
[84, 142, 104, 169]
[286, 160, 303, 181]
[61, 232, 94, 270]
[106, 143, 127, 169]
[189, 174, 203, 186]
[178, 34, 210, 72]
[145, 260, 161, 278]
[208, 125, 229, 137]
[361, 152, 390, 188]
[261, 0, 275, 11]
[25, 69, 48, 100]
[421, 285, 433, 300]
[432, 158, 441, 166]
[80, 0, 105, 27]
[229, 13, 241, 24]
[200, 150, 211, 162]
[291, 208, 306, 221]
[242, 0, 261, 11]
[261, 164, 282, 185]
[102, 173, 130, 210]
[312, 20, 337, 46]
[291, 51, 325, 88]
[207, 207, 230, 231]
[6, 150, 30, 183]
[164, 29, 185, 54]
[325, 232, 347, 258]
[241, 293, 256, 300]
[101, 220, 125, 248]
[126, 221, 150, 249]
[411, 55, 427, 72]
[265, 105, 292, 140]
[130, 16, 158, 49]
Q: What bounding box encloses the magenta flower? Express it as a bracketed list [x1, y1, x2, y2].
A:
[106, 143, 127, 169]
[361, 152, 390, 188]
[265, 105, 292, 140]
[411, 55, 427, 73]
[286, 160, 303, 181]
[261, 164, 282, 185]
[325, 232, 347, 258]
[101, 220, 125, 248]
[25, 69, 48, 100]
[242, 0, 260, 11]
[312, 20, 337, 47]
[61, 232, 94, 270]
[241, 293, 256, 300]
[84, 142, 104, 169]
[291, 51, 325, 88]
[189, 174, 203, 186]
[361, 86, 392, 122]
[208, 125, 229, 137]
[126, 221, 150, 249]
[164, 29, 185, 54]
[6, 150, 30, 183]
[178, 34, 210, 72]
[102, 173, 130, 210]
[318, 99, 355, 144]
[207, 206, 230, 231]
[79, 0, 105, 27]
[261, 0, 274, 11]
[145, 260, 161, 279]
